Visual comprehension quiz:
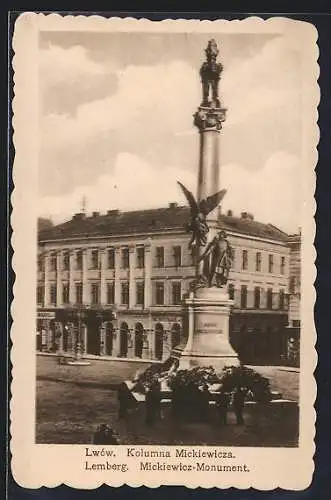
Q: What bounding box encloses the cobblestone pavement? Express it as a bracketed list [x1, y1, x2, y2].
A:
[36, 379, 299, 447]
[37, 355, 299, 401]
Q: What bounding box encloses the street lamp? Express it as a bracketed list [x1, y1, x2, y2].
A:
[67, 304, 91, 366]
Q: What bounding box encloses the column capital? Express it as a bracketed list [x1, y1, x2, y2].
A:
[194, 106, 226, 131]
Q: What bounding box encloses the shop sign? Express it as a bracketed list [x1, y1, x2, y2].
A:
[37, 311, 56, 319]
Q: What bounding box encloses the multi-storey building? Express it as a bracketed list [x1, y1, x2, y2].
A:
[286, 233, 301, 364]
[37, 204, 295, 365]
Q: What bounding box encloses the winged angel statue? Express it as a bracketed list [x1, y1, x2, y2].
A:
[177, 182, 226, 250]
[177, 182, 234, 288]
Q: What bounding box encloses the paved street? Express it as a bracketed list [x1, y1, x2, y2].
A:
[36, 357, 299, 446]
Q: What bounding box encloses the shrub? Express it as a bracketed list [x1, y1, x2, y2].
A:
[219, 365, 272, 403]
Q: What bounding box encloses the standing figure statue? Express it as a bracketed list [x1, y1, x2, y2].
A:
[198, 230, 234, 287]
[200, 39, 223, 108]
[177, 181, 227, 250]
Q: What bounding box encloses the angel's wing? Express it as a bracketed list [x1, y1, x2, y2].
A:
[199, 189, 227, 216]
[177, 182, 199, 215]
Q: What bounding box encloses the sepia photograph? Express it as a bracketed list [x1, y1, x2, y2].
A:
[11, 14, 317, 489]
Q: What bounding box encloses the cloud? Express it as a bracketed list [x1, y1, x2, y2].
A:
[221, 151, 301, 233]
[38, 152, 196, 222]
[222, 36, 301, 127]
[39, 151, 300, 233]
[40, 44, 108, 88]
[40, 44, 117, 114]
[38, 34, 304, 233]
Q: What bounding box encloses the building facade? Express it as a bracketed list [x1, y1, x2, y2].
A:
[37, 205, 297, 365]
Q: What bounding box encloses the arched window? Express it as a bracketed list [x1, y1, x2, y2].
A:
[119, 322, 129, 357]
[105, 322, 114, 356]
[228, 283, 235, 300]
[154, 323, 164, 360]
[171, 323, 181, 349]
[134, 323, 144, 358]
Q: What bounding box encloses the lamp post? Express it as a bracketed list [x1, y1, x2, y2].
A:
[67, 304, 91, 366]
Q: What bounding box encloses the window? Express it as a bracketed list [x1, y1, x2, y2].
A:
[121, 282, 129, 305]
[106, 282, 115, 305]
[172, 282, 181, 305]
[155, 247, 164, 268]
[292, 320, 300, 328]
[256, 252, 262, 272]
[37, 256, 44, 272]
[155, 281, 164, 305]
[121, 248, 129, 268]
[37, 285, 44, 305]
[254, 287, 261, 309]
[280, 256, 286, 275]
[62, 283, 69, 304]
[268, 254, 274, 273]
[279, 289, 285, 309]
[50, 284, 57, 305]
[228, 283, 235, 300]
[50, 253, 57, 272]
[91, 283, 100, 305]
[289, 276, 297, 294]
[242, 250, 248, 270]
[240, 285, 247, 309]
[91, 250, 99, 270]
[63, 251, 70, 271]
[173, 246, 182, 267]
[267, 288, 273, 309]
[75, 282, 83, 305]
[76, 250, 83, 270]
[107, 248, 115, 269]
[136, 282, 145, 306]
[231, 249, 236, 267]
[136, 247, 145, 269]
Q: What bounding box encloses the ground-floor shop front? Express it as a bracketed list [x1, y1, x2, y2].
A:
[36, 308, 299, 366]
[229, 312, 297, 366]
[36, 308, 182, 361]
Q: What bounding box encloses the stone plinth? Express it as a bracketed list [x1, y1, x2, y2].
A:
[171, 287, 239, 369]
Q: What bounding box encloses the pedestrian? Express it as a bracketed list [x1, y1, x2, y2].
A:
[153, 378, 162, 421]
[198, 383, 210, 422]
[93, 424, 118, 444]
[145, 378, 161, 426]
[215, 390, 229, 425]
[233, 386, 246, 425]
[117, 381, 129, 419]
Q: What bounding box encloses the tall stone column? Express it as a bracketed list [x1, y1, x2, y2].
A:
[129, 246, 135, 308]
[172, 39, 239, 370]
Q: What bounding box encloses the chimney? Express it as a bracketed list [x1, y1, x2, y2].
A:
[241, 211, 254, 220]
[227, 209, 233, 217]
[72, 212, 86, 220]
[169, 202, 178, 209]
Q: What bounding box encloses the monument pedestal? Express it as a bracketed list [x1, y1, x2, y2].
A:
[171, 287, 239, 370]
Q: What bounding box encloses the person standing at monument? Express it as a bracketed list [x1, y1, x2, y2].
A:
[215, 389, 229, 425]
[145, 377, 161, 426]
[233, 386, 246, 425]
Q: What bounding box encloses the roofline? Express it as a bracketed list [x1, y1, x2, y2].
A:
[38, 226, 289, 247]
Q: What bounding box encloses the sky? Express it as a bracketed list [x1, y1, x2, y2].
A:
[38, 30, 304, 233]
